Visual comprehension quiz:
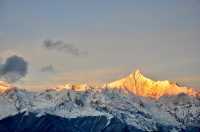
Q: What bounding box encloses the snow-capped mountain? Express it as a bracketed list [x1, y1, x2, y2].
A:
[0, 70, 200, 132]
[106, 70, 199, 99]
[53, 83, 91, 92]
[0, 81, 15, 94]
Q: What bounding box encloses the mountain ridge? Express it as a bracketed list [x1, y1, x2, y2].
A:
[106, 69, 200, 99]
[0, 80, 199, 131]
[1, 69, 199, 100]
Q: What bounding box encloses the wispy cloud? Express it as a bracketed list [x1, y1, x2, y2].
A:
[43, 39, 88, 56]
[40, 65, 55, 73]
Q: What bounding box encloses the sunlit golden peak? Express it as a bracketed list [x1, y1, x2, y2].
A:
[54, 83, 91, 92]
[128, 69, 140, 78]
[134, 69, 142, 77]
[52, 69, 199, 99]
[107, 69, 200, 99]
[0, 81, 14, 94]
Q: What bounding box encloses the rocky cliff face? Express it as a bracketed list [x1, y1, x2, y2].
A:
[107, 70, 199, 99]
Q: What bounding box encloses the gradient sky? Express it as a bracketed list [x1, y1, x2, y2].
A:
[0, 0, 200, 91]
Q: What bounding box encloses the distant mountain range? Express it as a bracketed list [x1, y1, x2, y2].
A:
[0, 70, 199, 132]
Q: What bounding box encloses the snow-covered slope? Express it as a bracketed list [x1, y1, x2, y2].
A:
[0, 87, 199, 131]
[0, 70, 199, 131]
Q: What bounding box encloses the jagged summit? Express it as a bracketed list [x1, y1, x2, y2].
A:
[133, 69, 142, 78]
[107, 69, 199, 99]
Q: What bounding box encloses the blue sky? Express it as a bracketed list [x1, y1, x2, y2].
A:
[0, 0, 200, 90]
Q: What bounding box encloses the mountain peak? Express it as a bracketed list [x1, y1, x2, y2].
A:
[0, 81, 14, 94]
[54, 83, 91, 92]
[107, 69, 200, 99]
[134, 69, 142, 77]
[128, 69, 142, 78]
[49, 69, 199, 99]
